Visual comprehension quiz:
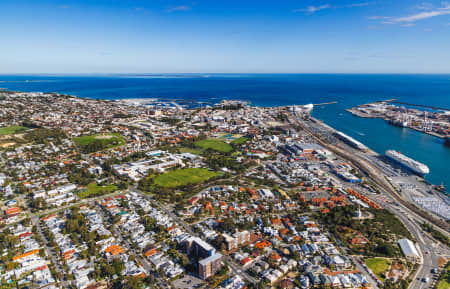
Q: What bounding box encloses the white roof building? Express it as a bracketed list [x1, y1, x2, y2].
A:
[398, 238, 420, 261]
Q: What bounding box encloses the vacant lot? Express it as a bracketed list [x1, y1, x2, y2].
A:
[154, 168, 219, 188]
[195, 139, 232, 153]
[365, 258, 390, 281]
[74, 133, 124, 153]
[79, 183, 117, 199]
[0, 126, 28, 135]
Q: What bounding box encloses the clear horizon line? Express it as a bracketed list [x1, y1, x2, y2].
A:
[1, 72, 450, 76]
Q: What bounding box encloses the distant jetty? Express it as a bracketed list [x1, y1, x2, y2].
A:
[314, 101, 338, 106]
[386, 99, 449, 111]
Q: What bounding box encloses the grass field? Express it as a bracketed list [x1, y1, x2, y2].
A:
[365, 258, 390, 281]
[437, 263, 450, 289]
[195, 138, 232, 153]
[231, 137, 248, 145]
[154, 168, 220, 188]
[74, 133, 125, 153]
[78, 183, 117, 198]
[0, 126, 28, 135]
[74, 133, 124, 146]
[179, 147, 203, 155]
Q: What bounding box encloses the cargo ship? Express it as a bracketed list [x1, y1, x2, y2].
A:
[385, 150, 430, 176]
[388, 118, 408, 128]
[334, 131, 368, 151]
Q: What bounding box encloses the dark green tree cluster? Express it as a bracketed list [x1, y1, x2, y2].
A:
[62, 208, 99, 255]
[24, 128, 66, 144]
[30, 197, 48, 210]
[113, 113, 133, 119]
[318, 206, 409, 257]
[0, 229, 19, 262]
[204, 154, 247, 172]
[78, 138, 120, 154]
[91, 258, 125, 281]
[420, 222, 450, 247]
[21, 120, 40, 128]
[66, 165, 96, 186]
[159, 117, 181, 125]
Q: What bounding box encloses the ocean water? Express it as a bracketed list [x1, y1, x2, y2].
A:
[1, 74, 449, 186]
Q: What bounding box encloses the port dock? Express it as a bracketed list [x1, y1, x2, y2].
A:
[347, 100, 450, 140]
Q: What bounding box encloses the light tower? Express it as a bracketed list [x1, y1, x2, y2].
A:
[355, 202, 362, 219]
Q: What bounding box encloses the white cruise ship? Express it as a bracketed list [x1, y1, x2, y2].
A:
[291, 103, 314, 114]
[385, 150, 430, 176]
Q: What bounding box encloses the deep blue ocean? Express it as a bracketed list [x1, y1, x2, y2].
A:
[1, 74, 449, 187]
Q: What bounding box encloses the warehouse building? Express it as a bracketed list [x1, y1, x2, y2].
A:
[398, 238, 420, 262]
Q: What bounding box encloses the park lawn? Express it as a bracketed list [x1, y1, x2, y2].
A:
[74, 133, 125, 153]
[437, 263, 450, 289]
[179, 147, 204, 155]
[195, 138, 232, 153]
[0, 126, 28, 135]
[231, 137, 248, 145]
[79, 183, 117, 199]
[365, 258, 390, 281]
[74, 133, 124, 146]
[437, 278, 450, 289]
[154, 168, 220, 188]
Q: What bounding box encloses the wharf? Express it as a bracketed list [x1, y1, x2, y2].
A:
[346, 108, 379, 118]
[347, 101, 449, 139]
[409, 126, 446, 139]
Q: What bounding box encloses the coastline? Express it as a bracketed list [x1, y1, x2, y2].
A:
[3, 89, 447, 190]
[2, 88, 449, 288]
[1, 73, 449, 187]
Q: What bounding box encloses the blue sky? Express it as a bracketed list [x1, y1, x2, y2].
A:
[0, 0, 449, 73]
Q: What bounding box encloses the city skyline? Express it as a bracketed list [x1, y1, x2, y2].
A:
[1, 0, 450, 73]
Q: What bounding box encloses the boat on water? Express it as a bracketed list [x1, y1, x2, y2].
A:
[434, 183, 447, 194]
[385, 150, 430, 176]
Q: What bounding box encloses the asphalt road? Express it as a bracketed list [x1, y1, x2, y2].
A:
[28, 209, 70, 288]
[350, 256, 380, 288]
[387, 202, 448, 289]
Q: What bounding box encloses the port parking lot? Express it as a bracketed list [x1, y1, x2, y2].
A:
[390, 175, 450, 220]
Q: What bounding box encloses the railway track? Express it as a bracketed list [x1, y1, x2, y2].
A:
[291, 115, 450, 235]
